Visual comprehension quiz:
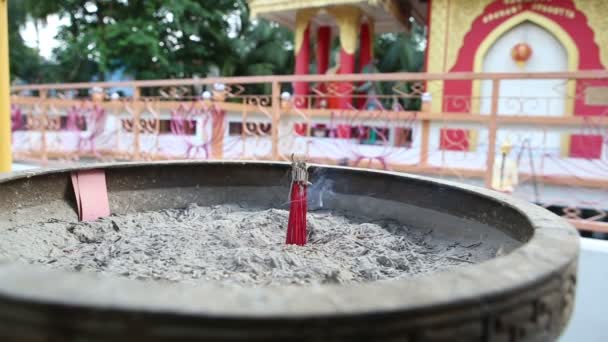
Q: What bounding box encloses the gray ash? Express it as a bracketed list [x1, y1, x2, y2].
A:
[0, 204, 493, 287]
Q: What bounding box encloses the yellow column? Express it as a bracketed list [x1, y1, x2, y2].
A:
[0, 0, 11, 172]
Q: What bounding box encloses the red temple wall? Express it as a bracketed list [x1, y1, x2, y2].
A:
[426, 0, 607, 116]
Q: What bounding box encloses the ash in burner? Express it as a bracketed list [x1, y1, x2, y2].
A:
[1, 204, 493, 287]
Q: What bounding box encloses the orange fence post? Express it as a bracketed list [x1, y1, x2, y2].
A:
[271, 81, 280, 160]
[132, 87, 141, 160]
[39, 90, 48, 164]
[419, 92, 432, 166]
[485, 79, 500, 188]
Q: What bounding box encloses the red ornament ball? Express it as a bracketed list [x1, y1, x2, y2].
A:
[511, 43, 533, 66]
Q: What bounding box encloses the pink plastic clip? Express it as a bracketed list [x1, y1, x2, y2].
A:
[71, 169, 110, 221]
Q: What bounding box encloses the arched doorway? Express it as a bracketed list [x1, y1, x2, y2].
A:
[471, 11, 579, 116]
[479, 21, 569, 116]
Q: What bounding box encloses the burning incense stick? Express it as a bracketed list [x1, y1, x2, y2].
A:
[286, 156, 309, 246]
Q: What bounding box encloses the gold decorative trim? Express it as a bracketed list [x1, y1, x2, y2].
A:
[445, 0, 494, 73]
[426, 0, 447, 73]
[560, 133, 571, 158]
[327, 6, 362, 55]
[426, 0, 448, 113]
[573, 0, 608, 68]
[468, 129, 479, 152]
[472, 11, 579, 116]
[250, 0, 362, 17]
[294, 9, 318, 55]
[249, 0, 407, 30]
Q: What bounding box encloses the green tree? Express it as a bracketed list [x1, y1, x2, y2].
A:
[224, 20, 293, 77]
[375, 22, 426, 73]
[223, 18, 294, 95]
[374, 22, 426, 109]
[11, 0, 424, 87]
[7, 0, 45, 83]
[36, 0, 265, 82]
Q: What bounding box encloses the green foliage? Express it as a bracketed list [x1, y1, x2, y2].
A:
[374, 22, 426, 110]
[42, 0, 237, 81]
[375, 22, 426, 73]
[226, 20, 293, 77]
[7, 0, 45, 83]
[28, 0, 293, 83]
[224, 19, 294, 94]
[9, 0, 425, 88]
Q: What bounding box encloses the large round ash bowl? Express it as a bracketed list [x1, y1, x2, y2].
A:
[0, 161, 578, 341]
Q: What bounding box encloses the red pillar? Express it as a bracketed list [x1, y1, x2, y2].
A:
[316, 26, 331, 108]
[338, 50, 356, 109]
[294, 24, 311, 108]
[359, 22, 373, 72]
[357, 22, 373, 108]
[317, 26, 331, 75]
[330, 6, 360, 109]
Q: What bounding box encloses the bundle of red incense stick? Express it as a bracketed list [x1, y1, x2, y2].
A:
[286, 158, 309, 246]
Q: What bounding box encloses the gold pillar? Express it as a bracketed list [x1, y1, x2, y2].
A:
[0, 0, 11, 172]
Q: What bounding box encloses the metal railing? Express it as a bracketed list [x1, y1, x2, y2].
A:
[10, 71, 608, 233]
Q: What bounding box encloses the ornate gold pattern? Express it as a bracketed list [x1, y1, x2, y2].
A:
[426, 0, 446, 74]
[426, 0, 448, 112]
[445, 0, 494, 72]
[427, 0, 492, 112]
[573, 0, 608, 68]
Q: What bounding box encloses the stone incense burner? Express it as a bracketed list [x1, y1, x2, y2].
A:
[0, 161, 579, 341]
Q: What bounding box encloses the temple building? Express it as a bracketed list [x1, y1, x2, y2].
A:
[249, 0, 428, 108]
[422, 0, 608, 194]
[249, 0, 607, 113]
[9, 1, 608, 227]
[245, 0, 608, 209]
